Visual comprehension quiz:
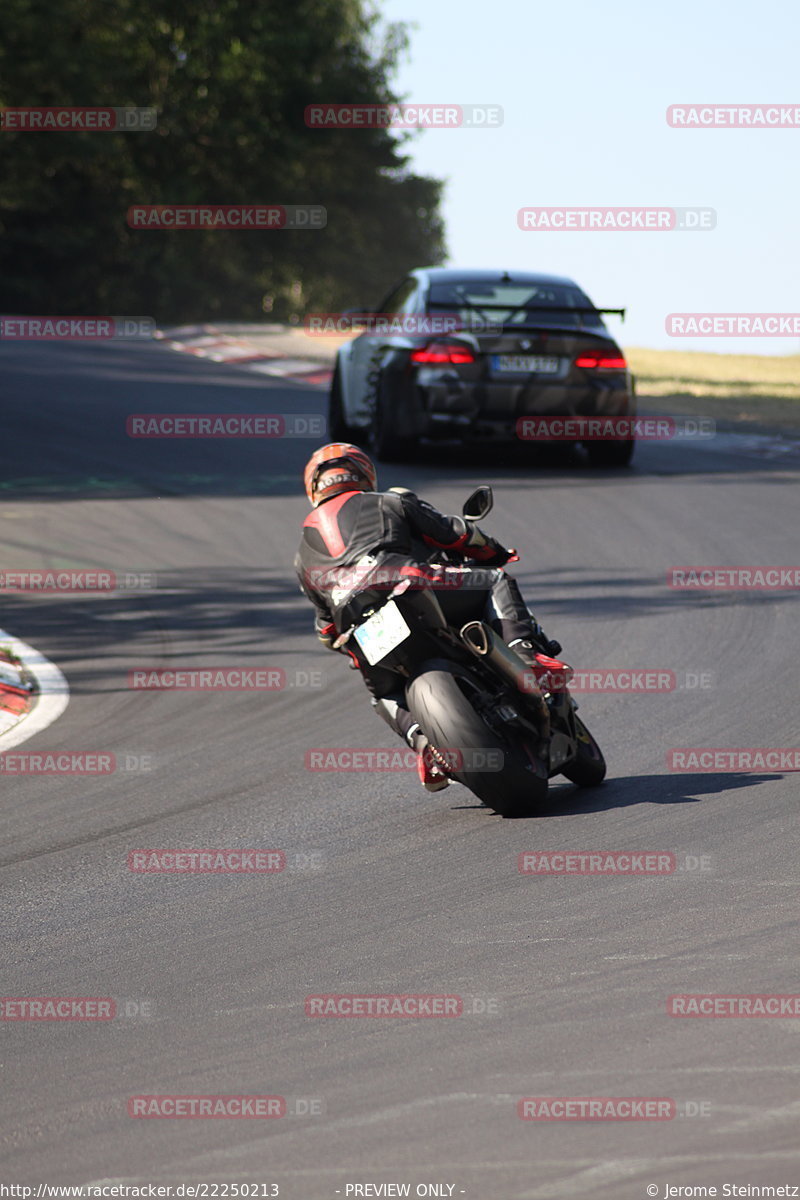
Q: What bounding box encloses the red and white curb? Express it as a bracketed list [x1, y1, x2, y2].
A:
[154, 325, 333, 387]
[0, 630, 69, 750]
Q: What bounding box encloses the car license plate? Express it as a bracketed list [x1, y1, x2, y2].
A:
[493, 355, 560, 374]
[353, 600, 411, 665]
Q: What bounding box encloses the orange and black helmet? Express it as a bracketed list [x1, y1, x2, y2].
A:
[303, 443, 377, 508]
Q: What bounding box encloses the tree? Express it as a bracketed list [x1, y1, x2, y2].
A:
[0, 0, 446, 320]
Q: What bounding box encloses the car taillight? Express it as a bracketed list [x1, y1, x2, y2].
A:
[574, 353, 627, 369]
[410, 341, 476, 365]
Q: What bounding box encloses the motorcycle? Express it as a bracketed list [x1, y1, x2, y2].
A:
[335, 486, 606, 817]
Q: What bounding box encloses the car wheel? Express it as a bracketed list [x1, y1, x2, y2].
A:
[327, 363, 357, 442]
[585, 437, 635, 467]
[368, 371, 417, 462]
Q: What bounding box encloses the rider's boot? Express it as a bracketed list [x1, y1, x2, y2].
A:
[407, 724, 450, 792]
[372, 698, 450, 792]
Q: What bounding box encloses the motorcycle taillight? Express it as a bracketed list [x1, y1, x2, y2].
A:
[534, 653, 573, 692]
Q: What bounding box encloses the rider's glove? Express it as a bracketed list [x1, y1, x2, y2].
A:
[475, 541, 512, 567]
[464, 527, 511, 567]
[316, 621, 338, 651]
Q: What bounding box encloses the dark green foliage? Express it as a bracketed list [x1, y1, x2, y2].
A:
[0, 0, 446, 319]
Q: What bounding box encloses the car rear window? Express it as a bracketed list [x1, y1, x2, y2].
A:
[427, 281, 605, 330]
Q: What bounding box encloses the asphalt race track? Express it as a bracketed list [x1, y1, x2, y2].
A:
[1, 340, 799, 1198]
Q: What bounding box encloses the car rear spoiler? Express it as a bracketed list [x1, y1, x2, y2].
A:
[427, 302, 626, 323]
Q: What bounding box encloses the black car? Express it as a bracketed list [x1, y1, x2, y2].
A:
[328, 267, 635, 465]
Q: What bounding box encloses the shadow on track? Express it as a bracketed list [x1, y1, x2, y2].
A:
[546, 770, 782, 813]
[0, 569, 313, 694]
[3, 561, 797, 693]
[450, 770, 783, 818]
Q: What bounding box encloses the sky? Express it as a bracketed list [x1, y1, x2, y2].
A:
[376, 0, 799, 355]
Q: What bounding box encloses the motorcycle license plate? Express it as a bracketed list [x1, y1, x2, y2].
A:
[353, 600, 411, 665]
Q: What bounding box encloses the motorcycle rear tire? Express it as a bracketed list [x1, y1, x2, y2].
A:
[561, 715, 607, 787]
[407, 666, 548, 818]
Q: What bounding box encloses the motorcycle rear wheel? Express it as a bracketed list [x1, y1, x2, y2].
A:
[561, 715, 607, 787]
[406, 666, 548, 818]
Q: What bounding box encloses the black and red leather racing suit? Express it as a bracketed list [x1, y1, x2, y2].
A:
[295, 487, 540, 746]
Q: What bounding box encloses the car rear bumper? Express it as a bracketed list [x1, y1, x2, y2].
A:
[414, 376, 635, 441]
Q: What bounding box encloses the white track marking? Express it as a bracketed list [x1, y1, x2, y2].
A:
[0, 628, 69, 750]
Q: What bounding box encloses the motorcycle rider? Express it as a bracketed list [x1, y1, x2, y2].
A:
[296, 443, 559, 791]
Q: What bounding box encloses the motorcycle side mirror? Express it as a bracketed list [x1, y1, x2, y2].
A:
[462, 485, 493, 522]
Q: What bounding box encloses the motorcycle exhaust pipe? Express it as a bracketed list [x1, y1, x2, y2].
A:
[460, 621, 550, 734]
